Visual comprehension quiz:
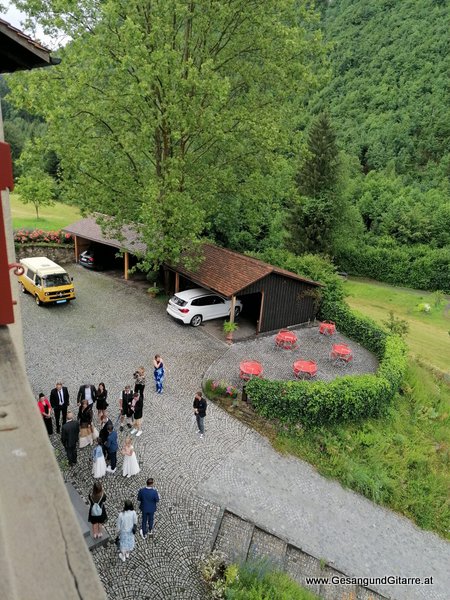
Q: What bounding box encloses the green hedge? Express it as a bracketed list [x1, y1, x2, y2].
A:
[244, 248, 407, 427]
[337, 243, 450, 293]
[247, 335, 406, 427]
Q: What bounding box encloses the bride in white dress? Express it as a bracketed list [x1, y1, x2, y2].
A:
[121, 437, 140, 477]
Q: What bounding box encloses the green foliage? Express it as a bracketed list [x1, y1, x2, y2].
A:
[15, 139, 56, 218]
[317, 0, 450, 182]
[9, 0, 325, 270]
[1, 75, 47, 176]
[432, 290, 446, 308]
[247, 301, 407, 427]
[275, 360, 450, 539]
[296, 113, 340, 198]
[224, 561, 320, 599]
[204, 379, 238, 401]
[337, 242, 450, 293]
[382, 311, 409, 338]
[223, 320, 239, 334]
[311, 1, 450, 288]
[287, 113, 342, 254]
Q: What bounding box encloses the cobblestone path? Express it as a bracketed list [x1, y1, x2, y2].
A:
[21, 267, 450, 600]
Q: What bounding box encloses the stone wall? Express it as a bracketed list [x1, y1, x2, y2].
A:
[212, 510, 388, 600]
[15, 244, 75, 265]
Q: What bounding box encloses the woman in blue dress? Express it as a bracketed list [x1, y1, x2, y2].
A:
[116, 499, 137, 561]
[153, 355, 165, 394]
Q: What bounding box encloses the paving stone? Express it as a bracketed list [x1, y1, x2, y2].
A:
[204, 324, 379, 388]
[213, 511, 254, 563]
[247, 528, 287, 570]
[20, 266, 450, 600]
[285, 547, 322, 595]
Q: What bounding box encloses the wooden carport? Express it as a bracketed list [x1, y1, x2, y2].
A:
[63, 217, 146, 280]
[166, 244, 322, 334]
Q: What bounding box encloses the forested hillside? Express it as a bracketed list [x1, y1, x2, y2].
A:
[3, 0, 449, 290]
[312, 0, 450, 291]
[316, 0, 449, 184]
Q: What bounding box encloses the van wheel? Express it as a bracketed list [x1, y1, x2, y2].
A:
[234, 306, 241, 318]
[35, 295, 42, 306]
[190, 314, 202, 327]
[21, 283, 27, 294]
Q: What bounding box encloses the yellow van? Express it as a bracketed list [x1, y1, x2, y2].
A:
[18, 257, 76, 306]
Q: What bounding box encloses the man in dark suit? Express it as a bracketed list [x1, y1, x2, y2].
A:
[99, 413, 113, 457]
[137, 478, 160, 539]
[49, 382, 70, 434]
[77, 383, 97, 407]
[61, 412, 79, 466]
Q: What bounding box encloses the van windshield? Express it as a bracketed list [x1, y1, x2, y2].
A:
[43, 273, 71, 287]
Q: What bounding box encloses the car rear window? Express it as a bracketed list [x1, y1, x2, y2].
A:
[171, 295, 187, 307]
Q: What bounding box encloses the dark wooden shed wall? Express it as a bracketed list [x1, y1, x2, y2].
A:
[239, 273, 318, 333]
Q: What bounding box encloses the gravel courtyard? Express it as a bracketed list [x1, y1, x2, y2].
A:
[204, 326, 378, 387]
[21, 265, 231, 599]
[20, 266, 450, 600]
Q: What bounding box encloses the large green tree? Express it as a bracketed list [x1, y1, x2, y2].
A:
[15, 140, 56, 218]
[287, 112, 342, 254]
[10, 0, 324, 267]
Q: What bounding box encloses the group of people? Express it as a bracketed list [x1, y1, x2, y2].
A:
[87, 477, 160, 561]
[36, 354, 212, 561]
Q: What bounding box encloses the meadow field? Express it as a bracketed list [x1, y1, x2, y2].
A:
[10, 193, 81, 231]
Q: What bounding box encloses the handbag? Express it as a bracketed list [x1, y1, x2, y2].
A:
[132, 523, 137, 535]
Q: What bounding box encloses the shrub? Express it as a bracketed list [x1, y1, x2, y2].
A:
[14, 228, 73, 245]
[205, 379, 238, 400]
[224, 561, 320, 599]
[246, 301, 407, 428]
[337, 242, 450, 293]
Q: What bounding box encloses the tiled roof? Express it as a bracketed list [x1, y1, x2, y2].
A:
[174, 243, 321, 297]
[64, 217, 320, 296]
[63, 217, 147, 254]
[0, 18, 57, 73]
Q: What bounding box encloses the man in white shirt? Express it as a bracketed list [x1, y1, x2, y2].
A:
[77, 383, 97, 407]
[49, 382, 70, 433]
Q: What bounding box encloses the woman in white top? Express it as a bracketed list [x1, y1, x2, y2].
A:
[116, 500, 138, 561]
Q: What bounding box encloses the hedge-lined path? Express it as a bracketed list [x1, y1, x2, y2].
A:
[20, 266, 450, 600]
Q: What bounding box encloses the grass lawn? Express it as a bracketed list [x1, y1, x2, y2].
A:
[344, 278, 450, 374]
[10, 192, 81, 230]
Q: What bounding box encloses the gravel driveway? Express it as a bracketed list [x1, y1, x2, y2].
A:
[20, 265, 230, 599]
[20, 265, 450, 600]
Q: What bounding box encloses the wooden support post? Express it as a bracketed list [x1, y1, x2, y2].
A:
[229, 295, 236, 324]
[256, 290, 265, 334]
[74, 236, 78, 262]
[124, 252, 129, 280]
[175, 271, 179, 293]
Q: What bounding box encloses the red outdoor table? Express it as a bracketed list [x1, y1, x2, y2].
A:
[319, 321, 336, 336]
[275, 329, 298, 350]
[330, 344, 353, 365]
[293, 360, 318, 380]
[239, 360, 264, 381]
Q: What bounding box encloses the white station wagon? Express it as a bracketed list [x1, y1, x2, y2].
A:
[166, 287, 243, 327]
